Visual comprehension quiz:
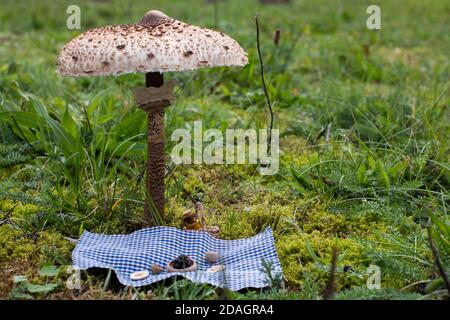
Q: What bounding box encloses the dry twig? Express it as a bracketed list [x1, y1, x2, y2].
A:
[255, 15, 274, 154]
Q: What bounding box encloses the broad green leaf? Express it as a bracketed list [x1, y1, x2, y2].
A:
[25, 283, 59, 294]
[38, 265, 60, 277]
[30, 98, 49, 119]
[10, 290, 34, 300]
[309, 152, 319, 165]
[96, 114, 114, 125]
[0, 111, 39, 128]
[86, 88, 111, 116]
[62, 106, 79, 140]
[46, 116, 80, 155]
[111, 110, 145, 138]
[13, 275, 28, 284]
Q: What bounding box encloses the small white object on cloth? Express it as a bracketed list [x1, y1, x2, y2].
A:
[130, 270, 150, 280]
[207, 265, 224, 273]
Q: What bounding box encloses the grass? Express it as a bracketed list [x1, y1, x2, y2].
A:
[0, 0, 449, 300]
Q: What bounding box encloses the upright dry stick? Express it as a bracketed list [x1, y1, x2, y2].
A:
[255, 15, 274, 154]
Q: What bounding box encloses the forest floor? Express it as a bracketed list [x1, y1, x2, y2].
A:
[0, 0, 448, 300]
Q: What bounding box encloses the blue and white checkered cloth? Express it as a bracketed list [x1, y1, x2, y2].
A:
[72, 226, 283, 291]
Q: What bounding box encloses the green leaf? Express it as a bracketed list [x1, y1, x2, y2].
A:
[387, 160, 408, 179]
[86, 88, 111, 116]
[356, 163, 368, 185]
[429, 212, 450, 239]
[10, 290, 34, 300]
[304, 239, 327, 271]
[13, 275, 28, 284]
[111, 110, 145, 138]
[309, 152, 319, 165]
[376, 159, 390, 189]
[62, 106, 79, 140]
[78, 222, 84, 238]
[291, 166, 312, 190]
[1, 111, 41, 143]
[38, 265, 60, 277]
[425, 277, 443, 293]
[25, 283, 59, 294]
[95, 114, 114, 125]
[30, 98, 49, 119]
[46, 116, 80, 155]
[367, 155, 376, 170]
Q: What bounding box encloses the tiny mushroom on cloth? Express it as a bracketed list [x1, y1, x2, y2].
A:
[151, 264, 164, 274]
[56, 10, 248, 223]
[205, 251, 220, 264]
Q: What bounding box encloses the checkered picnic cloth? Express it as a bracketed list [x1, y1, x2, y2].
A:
[72, 226, 283, 291]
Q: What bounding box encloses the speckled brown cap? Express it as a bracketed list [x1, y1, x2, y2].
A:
[57, 10, 248, 76]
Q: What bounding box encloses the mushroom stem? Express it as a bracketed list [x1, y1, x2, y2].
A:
[143, 72, 167, 224]
[146, 72, 164, 88]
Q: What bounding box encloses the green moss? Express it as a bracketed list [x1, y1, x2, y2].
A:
[0, 200, 38, 220]
[279, 136, 311, 167]
[0, 226, 35, 262]
[165, 197, 192, 228]
[297, 207, 387, 238]
[0, 225, 73, 266]
[276, 231, 366, 290]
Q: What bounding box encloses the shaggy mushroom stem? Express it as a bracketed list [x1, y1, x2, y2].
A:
[143, 72, 168, 224]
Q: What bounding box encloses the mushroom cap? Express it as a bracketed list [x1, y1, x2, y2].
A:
[57, 10, 248, 77]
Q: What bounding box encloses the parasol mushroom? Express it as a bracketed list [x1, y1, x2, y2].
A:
[57, 10, 248, 224]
